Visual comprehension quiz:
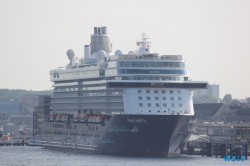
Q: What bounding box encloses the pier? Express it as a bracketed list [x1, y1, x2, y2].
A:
[183, 141, 249, 160]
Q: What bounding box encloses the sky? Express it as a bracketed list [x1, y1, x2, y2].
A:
[0, 0, 250, 99]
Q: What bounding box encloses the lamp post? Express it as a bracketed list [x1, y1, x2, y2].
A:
[11, 98, 14, 115]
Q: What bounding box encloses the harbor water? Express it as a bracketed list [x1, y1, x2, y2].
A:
[0, 146, 250, 166]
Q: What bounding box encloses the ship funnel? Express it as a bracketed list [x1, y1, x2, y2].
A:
[90, 26, 112, 55]
[84, 45, 90, 59]
[94, 27, 98, 34]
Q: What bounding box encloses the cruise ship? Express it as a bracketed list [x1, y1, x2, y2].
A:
[41, 26, 208, 157]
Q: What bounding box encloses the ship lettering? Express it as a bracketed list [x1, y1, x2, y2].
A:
[127, 118, 146, 124]
[108, 125, 130, 133]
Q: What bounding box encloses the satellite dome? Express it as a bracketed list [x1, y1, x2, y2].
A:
[95, 50, 106, 61]
[66, 49, 75, 60]
[128, 51, 135, 55]
[115, 50, 123, 56]
[49, 69, 56, 75]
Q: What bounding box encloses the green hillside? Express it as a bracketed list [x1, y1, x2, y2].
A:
[0, 89, 51, 101]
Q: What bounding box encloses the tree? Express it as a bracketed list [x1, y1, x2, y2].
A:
[246, 97, 250, 104]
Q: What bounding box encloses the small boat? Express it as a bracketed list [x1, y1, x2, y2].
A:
[27, 136, 41, 146]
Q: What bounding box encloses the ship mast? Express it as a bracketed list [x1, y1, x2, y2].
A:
[137, 32, 151, 55]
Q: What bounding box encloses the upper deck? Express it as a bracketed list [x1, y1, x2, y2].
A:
[49, 27, 193, 83]
[50, 54, 188, 82]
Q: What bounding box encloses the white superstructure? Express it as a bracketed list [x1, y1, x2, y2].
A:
[49, 27, 207, 116]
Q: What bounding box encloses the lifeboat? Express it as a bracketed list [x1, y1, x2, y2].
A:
[55, 114, 60, 122]
[73, 113, 78, 122]
[59, 113, 62, 122]
[64, 113, 68, 122]
[49, 114, 54, 121]
[61, 113, 65, 122]
[96, 115, 101, 123]
[80, 114, 87, 123]
[88, 115, 93, 123]
[76, 113, 81, 122]
[2, 135, 11, 142]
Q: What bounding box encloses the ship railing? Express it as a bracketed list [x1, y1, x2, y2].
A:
[116, 54, 182, 61]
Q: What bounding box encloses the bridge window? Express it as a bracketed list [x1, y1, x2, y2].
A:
[131, 62, 137, 67]
[125, 61, 130, 67]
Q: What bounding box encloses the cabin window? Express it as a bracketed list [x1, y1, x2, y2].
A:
[156, 103, 160, 107]
[170, 97, 174, 100]
[139, 103, 143, 107]
[147, 97, 151, 100]
[147, 103, 151, 107]
[170, 90, 173, 94]
[155, 97, 159, 100]
[179, 103, 182, 107]
[138, 96, 142, 100]
[163, 103, 167, 107]
[178, 97, 182, 100]
[146, 90, 150, 93]
[154, 90, 158, 93]
[138, 90, 142, 94]
[163, 97, 166, 100]
[162, 90, 166, 94]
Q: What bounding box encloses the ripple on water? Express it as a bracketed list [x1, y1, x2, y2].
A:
[0, 146, 249, 166]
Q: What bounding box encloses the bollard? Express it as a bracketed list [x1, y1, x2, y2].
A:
[188, 146, 194, 155]
[245, 144, 248, 160]
[207, 143, 213, 157]
[235, 146, 242, 157]
[221, 144, 227, 158]
[215, 143, 218, 158]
